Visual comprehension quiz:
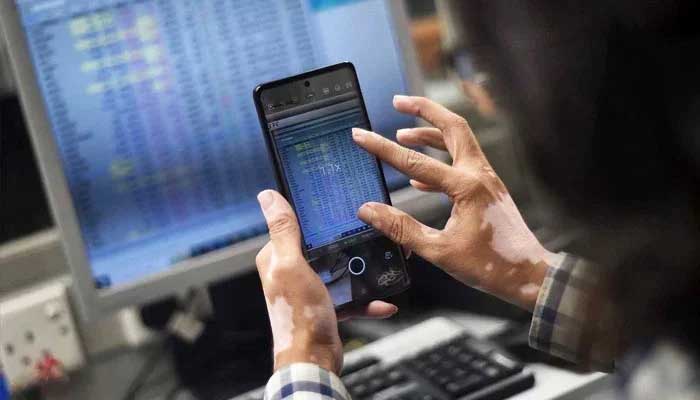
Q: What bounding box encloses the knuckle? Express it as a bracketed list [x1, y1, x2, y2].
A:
[470, 182, 491, 201]
[255, 244, 270, 268]
[433, 169, 458, 195]
[412, 96, 426, 107]
[452, 183, 474, 201]
[449, 184, 470, 202]
[388, 216, 407, 244]
[288, 254, 307, 268]
[403, 148, 424, 172]
[448, 115, 469, 131]
[267, 213, 295, 235]
[255, 251, 265, 267]
[378, 136, 393, 156]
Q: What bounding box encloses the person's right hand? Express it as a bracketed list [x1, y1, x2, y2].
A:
[255, 190, 398, 375]
[352, 95, 561, 311]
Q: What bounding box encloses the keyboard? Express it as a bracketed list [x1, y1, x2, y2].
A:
[233, 317, 534, 400]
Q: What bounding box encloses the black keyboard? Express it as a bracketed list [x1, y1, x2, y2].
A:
[340, 334, 534, 400]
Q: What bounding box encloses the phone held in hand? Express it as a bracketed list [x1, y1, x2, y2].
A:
[254, 62, 410, 310]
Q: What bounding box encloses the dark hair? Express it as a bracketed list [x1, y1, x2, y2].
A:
[455, 1, 700, 357]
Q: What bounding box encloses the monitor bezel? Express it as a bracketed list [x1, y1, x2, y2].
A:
[0, 0, 424, 321]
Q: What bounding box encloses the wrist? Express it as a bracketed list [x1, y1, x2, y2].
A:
[274, 341, 343, 375]
[481, 250, 558, 312]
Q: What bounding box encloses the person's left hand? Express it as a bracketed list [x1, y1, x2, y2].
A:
[255, 190, 398, 375]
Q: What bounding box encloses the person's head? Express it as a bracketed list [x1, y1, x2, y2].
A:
[453, 1, 700, 352]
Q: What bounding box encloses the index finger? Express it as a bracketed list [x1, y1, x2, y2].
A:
[393, 95, 477, 164]
[352, 128, 454, 193]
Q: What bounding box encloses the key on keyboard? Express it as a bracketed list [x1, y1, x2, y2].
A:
[341, 334, 533, 400]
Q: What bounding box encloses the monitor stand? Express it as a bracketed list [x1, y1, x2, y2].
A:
[140, 272, 273, 400]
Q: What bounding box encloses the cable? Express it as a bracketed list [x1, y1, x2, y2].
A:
[120, 341, 171, 400]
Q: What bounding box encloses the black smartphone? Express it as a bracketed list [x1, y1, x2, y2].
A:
[254, 62, 410, 310]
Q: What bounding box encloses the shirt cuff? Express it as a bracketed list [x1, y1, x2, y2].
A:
[529, 253, 616, 372]
[264, 363, 351, 400]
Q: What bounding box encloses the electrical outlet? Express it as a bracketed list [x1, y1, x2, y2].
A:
[0, 282, 85, 393]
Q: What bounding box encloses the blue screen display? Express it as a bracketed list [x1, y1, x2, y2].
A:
[271, 89, 387, 251]
[15, 0, 413, 288]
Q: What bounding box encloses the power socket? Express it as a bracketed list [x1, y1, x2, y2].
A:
[0, 282, 85, 393]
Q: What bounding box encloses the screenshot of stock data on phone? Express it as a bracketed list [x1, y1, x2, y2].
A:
[15, 0, 412, 287]
[269, 88, 389, 251]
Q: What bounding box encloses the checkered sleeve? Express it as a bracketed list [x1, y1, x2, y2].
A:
[264, 363, 351, 400]
[529, 254, 617, 372]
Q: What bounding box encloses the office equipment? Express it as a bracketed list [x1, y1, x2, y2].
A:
[0, 282, 85, 393]
[340, 337, 532, 399]
[0, 0, 424, 320]
[234, 317, 535, 400]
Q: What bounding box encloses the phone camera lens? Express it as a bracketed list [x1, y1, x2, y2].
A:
[304, 81, 310, 87]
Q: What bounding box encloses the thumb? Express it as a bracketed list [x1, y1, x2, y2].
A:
[357, 202, 440, 262]
[258, 190, 302, 248]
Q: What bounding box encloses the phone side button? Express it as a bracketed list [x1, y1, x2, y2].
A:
[348, 257, 366, 276]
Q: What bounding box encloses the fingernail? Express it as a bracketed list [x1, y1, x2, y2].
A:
[402, 245, 413, 260]
[357, 203, 376, 223]
[388, 304, 399, 315]
[393, 94, 411, 106]
[396, 128, 412, 138]
[257, 190, 275, 211]
[352, 127, 366, 143]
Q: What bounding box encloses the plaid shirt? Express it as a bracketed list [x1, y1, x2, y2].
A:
[264, 254, 699, 399]
[264, 363, 350, 400]
[529, 253, 617, 372]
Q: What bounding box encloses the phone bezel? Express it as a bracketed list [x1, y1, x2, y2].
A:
[253, 62, 407, 310]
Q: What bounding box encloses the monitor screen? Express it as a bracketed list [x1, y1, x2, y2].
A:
[14, 0, 415, 290]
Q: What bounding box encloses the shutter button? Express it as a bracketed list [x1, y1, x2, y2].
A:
[348, 257, 366, 275]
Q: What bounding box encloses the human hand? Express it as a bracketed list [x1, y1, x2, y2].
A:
[255, 190, 397, 374]
[352, 96, 561, 311]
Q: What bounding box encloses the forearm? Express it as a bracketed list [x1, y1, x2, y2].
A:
[274, 336, 342, 376]
[487, 260, 550, 312]
[473, 250, 563, 313]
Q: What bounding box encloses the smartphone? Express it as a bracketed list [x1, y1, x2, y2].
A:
[254, 62, 410, 310]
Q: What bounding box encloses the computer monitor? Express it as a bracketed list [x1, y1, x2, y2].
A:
[0, 0, 423, 320]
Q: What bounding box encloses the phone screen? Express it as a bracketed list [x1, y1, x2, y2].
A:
[255, 63, 409, 308]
